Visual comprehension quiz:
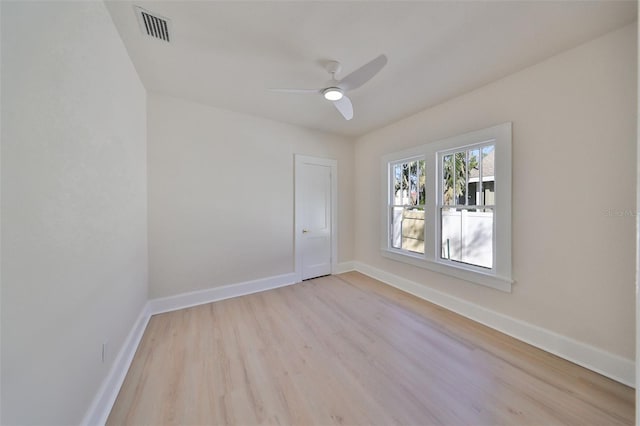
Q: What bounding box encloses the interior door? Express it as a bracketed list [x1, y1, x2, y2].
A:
[295, 156, 335, 281]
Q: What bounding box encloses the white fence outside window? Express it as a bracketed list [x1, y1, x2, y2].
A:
[441, 209, 493, 269]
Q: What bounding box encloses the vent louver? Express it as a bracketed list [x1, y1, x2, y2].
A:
[135, 6, 171, 42]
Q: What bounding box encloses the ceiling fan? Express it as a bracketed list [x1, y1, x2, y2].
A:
[270, 54, 388, 121]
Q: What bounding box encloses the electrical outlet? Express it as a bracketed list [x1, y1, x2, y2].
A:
[102, 341, 108, 363]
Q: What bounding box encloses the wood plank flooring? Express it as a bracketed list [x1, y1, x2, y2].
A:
[107, 272, 634, 425]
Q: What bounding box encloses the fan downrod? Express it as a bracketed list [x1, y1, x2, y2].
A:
[325, 61, 342, 79]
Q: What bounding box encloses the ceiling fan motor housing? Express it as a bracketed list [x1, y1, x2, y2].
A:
[325, 60, 342, 77]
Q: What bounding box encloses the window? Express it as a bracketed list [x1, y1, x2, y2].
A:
[389, 157, 425, 254]
[381, 123, 512, 292]
[440, 144, 494, 269]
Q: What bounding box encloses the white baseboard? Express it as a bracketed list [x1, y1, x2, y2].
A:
[349, 261, 635, 388]
[81, 303, 152, 426]
[148, 272, 299, 315]
[333, 261, 356, 274]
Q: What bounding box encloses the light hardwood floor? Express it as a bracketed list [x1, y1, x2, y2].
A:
[107, 272, 634, 425]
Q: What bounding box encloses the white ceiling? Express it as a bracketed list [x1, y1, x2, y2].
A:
[106, 1, 636, 137]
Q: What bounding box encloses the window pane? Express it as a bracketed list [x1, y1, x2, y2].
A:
[441, 207, 493, 269]
[418, 160, 426, 205]
[401, 163, 409, 204]
[391, 206, 425, 254]
[443, 154, 453, 206]
[455, 151, 466, 205]
[484, 181, 495, 206]
[482, 145, 495, 205]
[402, 207, 425, 254]
[391, 206, 403, 249]
[409, 161, 418, 205]
[467, 149, 480, 206]
[393, 164, 402, 204]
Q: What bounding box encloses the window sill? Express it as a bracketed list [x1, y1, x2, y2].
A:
[380, 249, 513, 292]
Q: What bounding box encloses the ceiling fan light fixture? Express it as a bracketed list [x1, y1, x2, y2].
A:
[323, 87, 343, 101]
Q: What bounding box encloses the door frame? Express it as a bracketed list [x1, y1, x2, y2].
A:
[294, 154, 338, 283]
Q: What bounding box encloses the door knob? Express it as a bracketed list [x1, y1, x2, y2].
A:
[302, 229, 309, 233]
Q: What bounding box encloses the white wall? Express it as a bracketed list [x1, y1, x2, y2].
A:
[148, 93, 353, 298]
[635, 5, 639, 418]
[354, 24, 637, 361]
[1, 2, 148, 424]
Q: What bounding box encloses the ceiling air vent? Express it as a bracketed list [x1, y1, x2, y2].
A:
[134, 6, 171, 42]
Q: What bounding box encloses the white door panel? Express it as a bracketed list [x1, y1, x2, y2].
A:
[295, 156, 336, 281]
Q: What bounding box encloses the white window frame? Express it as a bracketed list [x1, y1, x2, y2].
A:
[381, 122, 513, 292]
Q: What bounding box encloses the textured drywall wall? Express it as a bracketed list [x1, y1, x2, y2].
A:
[1, 2, 148, 423]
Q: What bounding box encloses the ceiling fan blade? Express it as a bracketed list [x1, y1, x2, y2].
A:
[338, 54, 387, 92]
[269, 88, 321, 94]
[333, 95, 353, 121]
